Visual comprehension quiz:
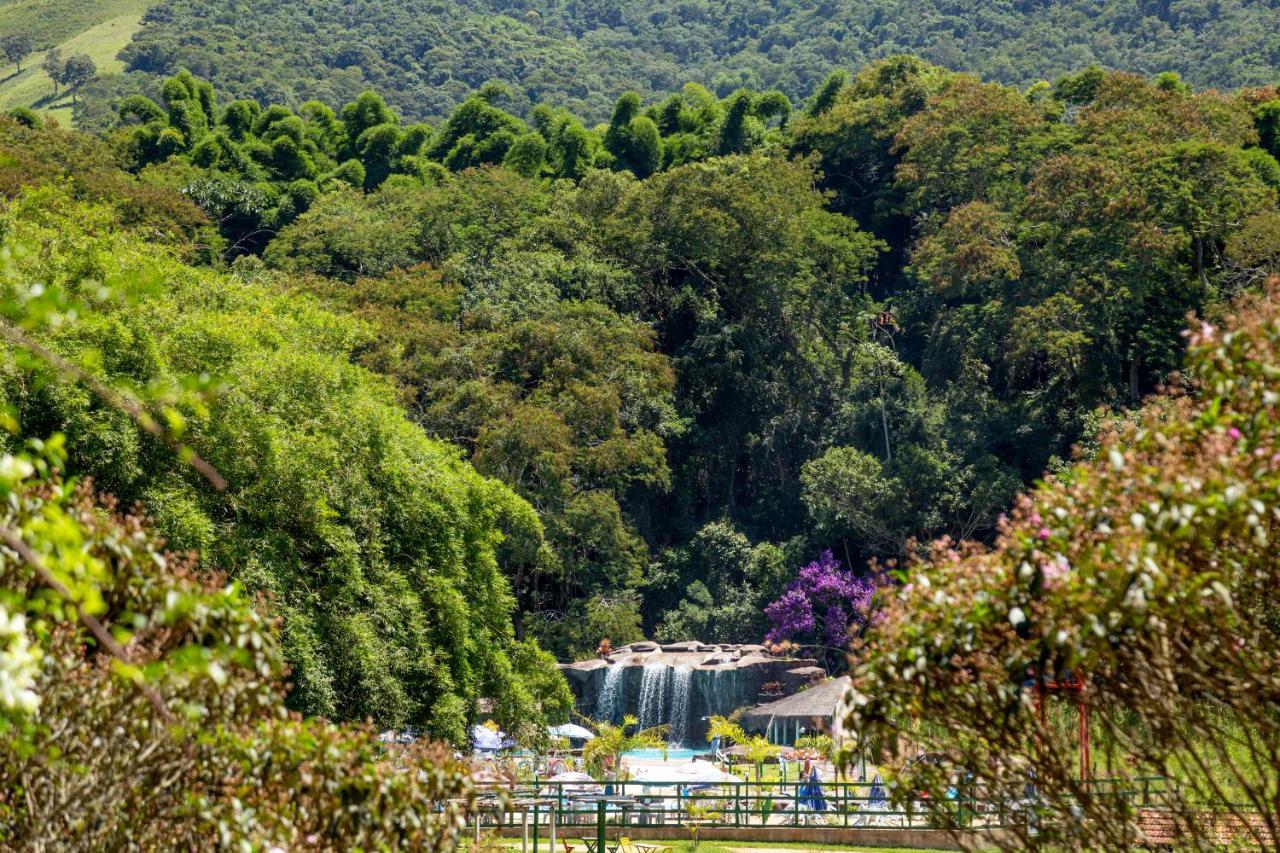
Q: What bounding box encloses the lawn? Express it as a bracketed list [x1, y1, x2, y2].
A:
[0, 0, 148, 126]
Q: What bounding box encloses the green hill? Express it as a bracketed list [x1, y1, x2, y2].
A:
[79, 0, 1280, 124]
[0, 0, 147, 126]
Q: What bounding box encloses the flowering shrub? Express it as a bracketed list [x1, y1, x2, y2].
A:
[843, 280, 1280, 849]
[765, 550, 878, 650]
[0, 470, 474, 848]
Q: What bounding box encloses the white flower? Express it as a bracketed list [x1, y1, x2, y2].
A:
[1123, 585, 1147, 613]
[0, 604, 41, 713]
[0, 454, 34, 485]
[1008, 606, 1026, 627]
[207, 661, 227, 687]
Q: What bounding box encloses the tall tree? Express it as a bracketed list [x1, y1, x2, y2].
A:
[0, 33, 32, 73]
[61, 54, 96, 103]
[41, 47, 62, 96]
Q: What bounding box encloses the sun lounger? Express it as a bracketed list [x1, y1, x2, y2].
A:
[613, 837, 671, 853]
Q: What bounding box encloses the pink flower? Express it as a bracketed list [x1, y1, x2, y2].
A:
[1037, 528, 1051, 540]
[1043, 555, 1070, 587]
[1029, 512, 1042, 526]
[1200, 321, 1215, 342]
[1228, 427, 1242, 440]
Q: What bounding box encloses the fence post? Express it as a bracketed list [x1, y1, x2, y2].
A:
[596, 798, 606, 853]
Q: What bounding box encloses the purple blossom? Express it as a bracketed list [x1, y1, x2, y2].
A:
[764, 588, 815, 640]
[764, 550, 878, 647]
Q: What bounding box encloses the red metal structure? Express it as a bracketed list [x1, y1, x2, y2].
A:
[1031, 673, 1091, 781]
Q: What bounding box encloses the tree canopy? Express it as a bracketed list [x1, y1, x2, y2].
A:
[72, 0, 1280, 127]
[50, 58, 1280, 663]
[0, 174, 570, 741]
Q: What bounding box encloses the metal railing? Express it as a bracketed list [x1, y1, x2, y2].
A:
[470, 776, 1172, 836]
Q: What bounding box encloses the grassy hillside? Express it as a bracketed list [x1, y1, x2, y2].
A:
[0, 0, 147, 126]
[0, 0, 146, 48]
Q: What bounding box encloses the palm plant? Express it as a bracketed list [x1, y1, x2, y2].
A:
[706, 716, 782, 781]
[583, 715, 669, 779]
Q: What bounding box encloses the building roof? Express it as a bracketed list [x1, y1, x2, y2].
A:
[742, 676, 850, 725]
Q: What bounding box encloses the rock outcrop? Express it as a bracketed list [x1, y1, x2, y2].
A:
[559, 642, 825, 744]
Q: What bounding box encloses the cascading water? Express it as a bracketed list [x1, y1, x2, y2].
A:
[568, 642, 816, 743]
[668, 667, 693, 745]
[596, 663, 625, 722]
[709, 666, 737, 715]
[637, 664, 671, 730]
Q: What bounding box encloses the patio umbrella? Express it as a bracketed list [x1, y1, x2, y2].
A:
[629, 762, 743, 791]
[869, 773, 887, 806]
[471, 724, 516, 753]
[549, 723, 596, 741]
[546, 770, 604, 796]
[798, 767, 827, 811]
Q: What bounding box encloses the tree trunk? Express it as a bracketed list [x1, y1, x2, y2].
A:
[1128, 358, 1140, 403]
[878, 376, 892, 462]
[1196, 236, 1210, 293]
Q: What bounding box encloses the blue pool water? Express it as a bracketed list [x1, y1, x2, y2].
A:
[622, 746, 708, 760]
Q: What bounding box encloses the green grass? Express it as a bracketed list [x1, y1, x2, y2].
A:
[0, 0, 148, 49]
[0, 0, 148, 126]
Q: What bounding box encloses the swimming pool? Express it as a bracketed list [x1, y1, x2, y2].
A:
[621, 746, 709, 760]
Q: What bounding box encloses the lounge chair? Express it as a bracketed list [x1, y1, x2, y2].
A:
[613, 838, 671, 853]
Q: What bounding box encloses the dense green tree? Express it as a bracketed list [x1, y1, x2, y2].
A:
[302, 265, 682, 654]
[503, 131, 548, 178]
[0, 32, 32, 73]
[1, 186, 570, 737]
[41, 48, 63, 96]
[1257, 99, 1280, 159]
[605, 93, 664, 178]
[653, 522, 789, 643]
[82, 0, 1280, 127]
[60, 54, 97, 103]
[25, 58, 1280, 659]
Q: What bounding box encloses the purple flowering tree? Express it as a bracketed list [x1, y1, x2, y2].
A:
[764, 551, 877, 661]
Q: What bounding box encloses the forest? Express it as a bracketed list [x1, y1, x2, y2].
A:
[63, 0, 1280, 127]
[1, 0, 1279, 839]
[3, 56, 1278, 685]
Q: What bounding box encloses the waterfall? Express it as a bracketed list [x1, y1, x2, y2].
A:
[669, 666, 693, 745]
[597, 663, 625, 722]
[637, 664, 671, 730]
[708, 666, 741, 718]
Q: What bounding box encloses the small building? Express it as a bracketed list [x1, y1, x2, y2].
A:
[742, 675, 850, 746]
